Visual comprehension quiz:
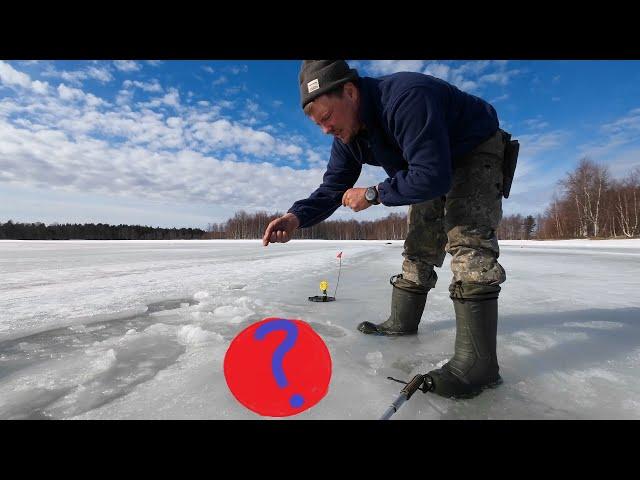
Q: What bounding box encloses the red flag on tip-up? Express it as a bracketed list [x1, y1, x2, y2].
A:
[337, 252, 343, 259]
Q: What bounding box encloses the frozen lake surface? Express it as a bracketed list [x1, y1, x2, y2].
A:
[1, 239, 639, 419]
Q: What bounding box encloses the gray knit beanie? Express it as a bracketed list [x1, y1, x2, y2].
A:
[299, 60, 359, 109]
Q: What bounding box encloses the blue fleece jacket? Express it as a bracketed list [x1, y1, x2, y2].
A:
[288, 72, 499, 228]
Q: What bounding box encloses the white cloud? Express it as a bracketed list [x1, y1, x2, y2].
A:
[305, 149, 327, 168]
[31, 81, 49, 95]
[245, 99, 260, 113]
[239, 99, 269, 126]
[224, 84, 247, 96]
[114, 60, 142, 72]
[0, 116, 350, 214]
[85, 93, 107, 108]
[423, 62, 450, 80]
[452, 62, 519, 91]
[229, 65, 248, 75]
[116, 89, 134, 106]
[123, 79, 163, 92]
[161, 88, 180, 108]
[454, 61, 493, 76]
[516, 130, 568, 158]
[601, 107, 640, 139]
[0, 87, 303, 159]
[42, 64, 114, 85]
[86, 66, 113, 82]
[212, 75, 228, 86]
[58, 84, 84, 101]
[602, 147, 640, 178]
[57, 83, 108, 108]
[578, 108, 640, 160]
[359, 60, 520, 95]
[166, 116, 182, 129]
[190, 118, 295, 156]
[365, 60, 427, 75]
[458, 80, 479, 92]
[500, 130, 572, 203]
[0, 61, 49, 94]
[58, 70, 88, 85]
[524, 117, 550, 130]
[479, 70, 520, 86]
[490, 94, 510, 103]
[137, 87, 181, 109]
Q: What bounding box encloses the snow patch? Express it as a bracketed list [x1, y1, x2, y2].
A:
[91, 348, 117, 372]
[177, 325, 223, 346]
[143, 323, 176, 336]
[212, 297, 258, 324]
[366, 351, 384, 375]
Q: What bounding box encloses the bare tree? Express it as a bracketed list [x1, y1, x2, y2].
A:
[561, 158, 610, 237]
[614, 167, 640, 238]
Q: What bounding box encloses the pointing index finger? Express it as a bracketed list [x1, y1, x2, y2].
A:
[263, 224, 273, 245]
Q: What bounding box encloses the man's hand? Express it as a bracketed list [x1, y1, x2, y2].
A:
[342, 187, 373, 212]
[262, 213, 300, 246]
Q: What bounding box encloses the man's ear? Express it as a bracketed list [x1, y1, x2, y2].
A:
[344, 82, 359, 102]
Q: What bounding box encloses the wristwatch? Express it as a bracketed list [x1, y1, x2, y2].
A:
[365, 186, 380, 205]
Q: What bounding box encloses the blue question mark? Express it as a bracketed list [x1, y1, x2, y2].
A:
[254, 319, 304, 408]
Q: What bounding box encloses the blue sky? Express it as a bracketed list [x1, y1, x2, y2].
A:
[1, 59, 639, 228]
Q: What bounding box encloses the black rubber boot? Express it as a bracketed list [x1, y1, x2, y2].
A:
[426, 284, 502, 398]
[357, 274, 428, 336]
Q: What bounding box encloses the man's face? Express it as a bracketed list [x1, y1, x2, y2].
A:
[306, 83, 361, 144]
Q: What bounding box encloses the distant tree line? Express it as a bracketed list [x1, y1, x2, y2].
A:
[0, 221, 205, 240]
[497, 214, 538, 240]
[213, 209, 538, 241]
[205, 211, 408, 240]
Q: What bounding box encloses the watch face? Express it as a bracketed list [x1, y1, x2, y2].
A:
[365, 188, 376, 201]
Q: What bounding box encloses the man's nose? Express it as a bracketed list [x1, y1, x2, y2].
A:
[321, 124, 333, 135]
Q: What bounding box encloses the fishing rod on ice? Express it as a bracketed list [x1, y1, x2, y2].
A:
[379, 374, 435, 420]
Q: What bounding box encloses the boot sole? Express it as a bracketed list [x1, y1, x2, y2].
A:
[358, 328, 418, 336]
[357, 321, 418, 336]
[450, 376, 504, 400]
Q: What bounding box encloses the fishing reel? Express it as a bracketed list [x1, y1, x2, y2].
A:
[388, 374, 434, 397]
